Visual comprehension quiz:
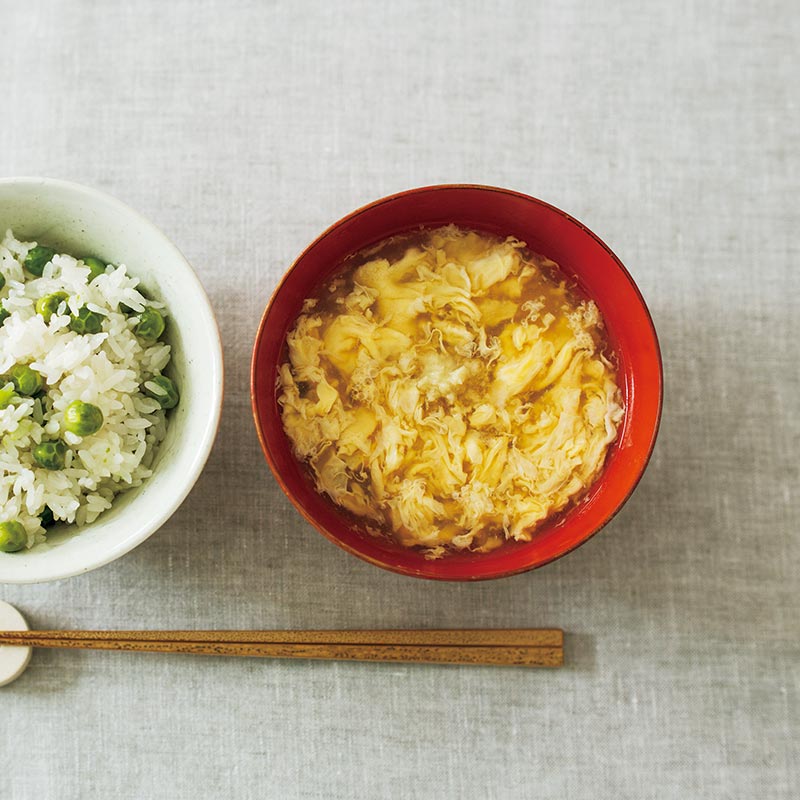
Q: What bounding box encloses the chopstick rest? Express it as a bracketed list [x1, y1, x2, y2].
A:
[0, 602, 32, 687]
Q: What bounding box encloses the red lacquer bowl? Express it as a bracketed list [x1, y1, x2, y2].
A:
[251, 185, 663, 580]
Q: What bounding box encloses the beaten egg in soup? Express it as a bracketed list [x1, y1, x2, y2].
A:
[278, 226, 623, 558]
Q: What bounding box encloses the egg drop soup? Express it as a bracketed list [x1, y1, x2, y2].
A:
[278, 226, 623, 558]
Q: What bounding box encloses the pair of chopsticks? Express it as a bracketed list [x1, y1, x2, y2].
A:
[0, 628, 563, 667]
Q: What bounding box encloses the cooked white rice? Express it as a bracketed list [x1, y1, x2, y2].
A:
[0, 230, 173, 548]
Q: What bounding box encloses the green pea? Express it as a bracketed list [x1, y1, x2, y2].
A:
[144, 375, 179, 409]
[35, 291, 69, 323]
[83, 257, 107, 282]
[63, 400, 104, 436]
[32, 440, 68, 470]
[23, 245, 56, 277]
[70, 306, 105, 335]
[39, 505, 56, 528]
[7, 364, 44, 396]
[0, 383, 16, 410]
[0, 304, 9, 327]
[0, 382, 16, 408]
[135, 307, 165, 342]
[0, 521, 27, 553]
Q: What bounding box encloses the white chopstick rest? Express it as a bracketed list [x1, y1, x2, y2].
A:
[0, 601, 32, 687]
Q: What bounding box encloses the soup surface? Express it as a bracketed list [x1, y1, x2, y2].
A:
[278, 226, 623, 557]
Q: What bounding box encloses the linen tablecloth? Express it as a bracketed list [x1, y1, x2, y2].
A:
[2, 1, 797, 797]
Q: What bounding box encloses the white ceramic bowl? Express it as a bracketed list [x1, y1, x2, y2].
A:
[0, 177, 223, 583]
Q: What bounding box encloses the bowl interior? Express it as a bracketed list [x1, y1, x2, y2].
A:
[252, 185, 662, 580]
[0, 178, 222, 583]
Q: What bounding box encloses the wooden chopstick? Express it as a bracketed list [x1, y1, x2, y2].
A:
[0, 628, 562, 646]
[0, 629, 563, 667]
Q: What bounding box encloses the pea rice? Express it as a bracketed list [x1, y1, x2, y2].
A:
[0, 230, 175, 550]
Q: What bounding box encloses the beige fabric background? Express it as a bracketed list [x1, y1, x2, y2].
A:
[2, 1, 798, 798]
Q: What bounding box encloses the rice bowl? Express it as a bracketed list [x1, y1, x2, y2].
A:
[0, 177, 222, 583]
